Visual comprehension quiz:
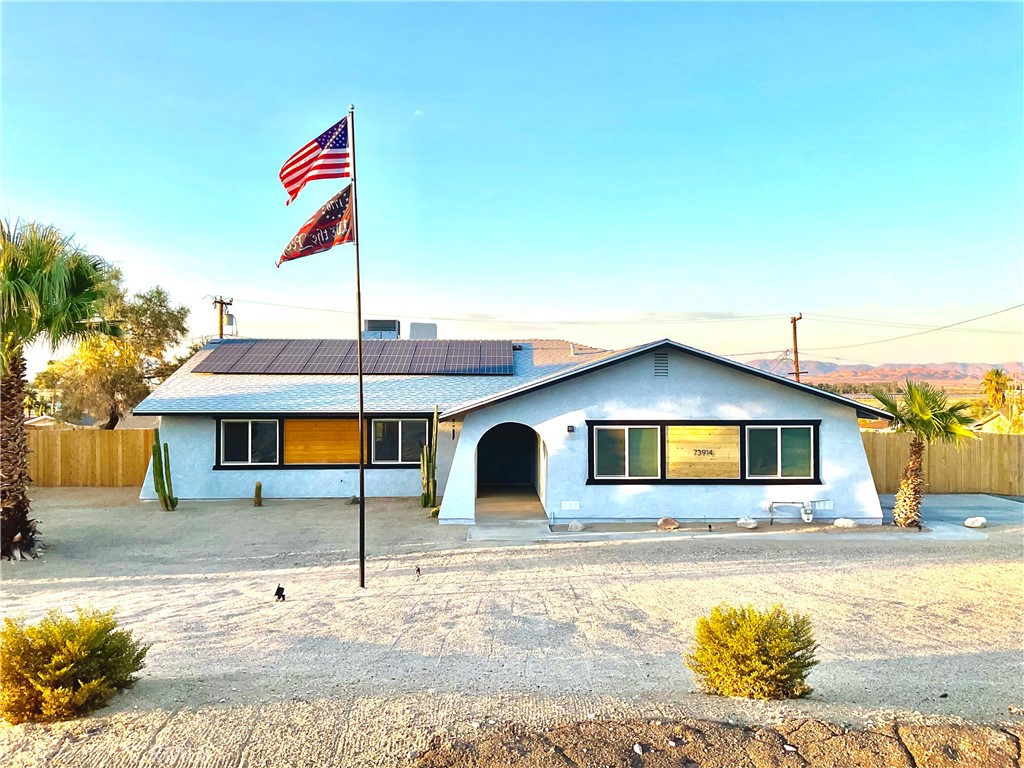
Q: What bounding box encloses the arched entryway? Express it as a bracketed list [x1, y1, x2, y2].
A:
[476, 422, 547, 520]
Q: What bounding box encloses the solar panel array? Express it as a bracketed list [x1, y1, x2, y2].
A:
[193, 339, 515, 375]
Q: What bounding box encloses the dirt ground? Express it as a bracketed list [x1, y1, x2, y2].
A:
[1, 489, 1022, 767]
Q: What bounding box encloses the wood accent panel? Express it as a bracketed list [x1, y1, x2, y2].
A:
[283, 419, 360, 465]
[665, 425, 741, 479]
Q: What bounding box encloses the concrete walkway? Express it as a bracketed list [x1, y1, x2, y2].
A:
[474, 485, 545, 522]
[881, 493, 1024, 527]
[468, 494, 1020, 544]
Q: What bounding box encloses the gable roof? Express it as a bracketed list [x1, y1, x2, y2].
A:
[135, 337, 892, 421]
[133, 339, 617, 415]
[438, 339, 894, 421]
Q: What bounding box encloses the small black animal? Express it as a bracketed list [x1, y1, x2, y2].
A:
[275, 584, 286, 602]
[707, 524, 712, 532]
[415, 566, 421, 580]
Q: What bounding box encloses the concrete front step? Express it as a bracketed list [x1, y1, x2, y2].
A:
[467, 520, 552, 541]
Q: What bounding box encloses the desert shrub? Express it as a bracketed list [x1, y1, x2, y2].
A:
[685, 604, 818, 700]
[0, 606, 149, 724]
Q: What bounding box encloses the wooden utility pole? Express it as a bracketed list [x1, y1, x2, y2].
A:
[212, 296, 233, 339]
[789, 313, 807, 382]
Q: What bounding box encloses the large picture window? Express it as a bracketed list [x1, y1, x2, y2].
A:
[746, 426, 814, 479]
[221, 420, 279, 465]
[588, 420, 819, 484]
[372, 419, 428, 464]
[593, 426, 660, 479]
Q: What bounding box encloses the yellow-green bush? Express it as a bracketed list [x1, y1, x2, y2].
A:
[685, 604, 818, 700]
[0, 607, 149, 724]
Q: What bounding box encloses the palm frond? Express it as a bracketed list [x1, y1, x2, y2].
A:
[871, 388, 905, 430]
[878, 380, 979, 447]
[0, 220, 114, 376]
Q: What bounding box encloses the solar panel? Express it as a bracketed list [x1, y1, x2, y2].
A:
[193, 340, 256, 373]
[337, 339, 386, 374]
[228, 339, 291, 373]
[443, 341, 481, 374]
[193, 339, 515, 375]
[299, 340, 354, 374]
[408, 340, 450, 374]
[369, 340, 416, 374]
[480, 340, 515, 375]
[264, 339, 323, 373]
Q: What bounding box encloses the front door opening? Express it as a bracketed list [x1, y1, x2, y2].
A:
[476, 422, 546, 520]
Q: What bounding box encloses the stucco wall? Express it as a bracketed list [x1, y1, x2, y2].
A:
[535, 434, 547, 512]
[438, 348, 882, 525]
[141, 415, 432, 500]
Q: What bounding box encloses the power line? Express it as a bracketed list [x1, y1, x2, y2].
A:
[802, 304, 1024, 353]
[230, 297, 1023, 337]
[230, 298, 790, 326]
[722, 305, 1022, 358]
[724, 348, 789, 357]
[215, 297, 1021, 360]
[805, 313, 1020, 336]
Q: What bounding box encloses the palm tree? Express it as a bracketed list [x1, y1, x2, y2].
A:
[982, 367, 1009, 413]
[873, 380, 976, 527]
[1, 221, 115, 559]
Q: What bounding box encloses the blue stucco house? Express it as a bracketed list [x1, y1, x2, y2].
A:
[133, 336, 891, 524]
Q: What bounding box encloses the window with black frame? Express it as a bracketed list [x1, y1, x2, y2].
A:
[220, 420, 279, 465]
[372, 419, 428, 464]
[745, 425, 813, 479]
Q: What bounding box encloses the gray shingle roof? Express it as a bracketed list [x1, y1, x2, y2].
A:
[440, 339, 894, 421]
[133, 339, 616, 416]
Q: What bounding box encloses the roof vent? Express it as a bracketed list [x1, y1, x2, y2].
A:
[409, 322, 437, 340]
[654, 352, 669, 377]
[363, 319, 400, 340]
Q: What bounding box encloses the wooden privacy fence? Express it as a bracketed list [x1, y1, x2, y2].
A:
[24, 427, 1022, 494]
[28, 429, 154, 488]
[862, 432, 1022, 496]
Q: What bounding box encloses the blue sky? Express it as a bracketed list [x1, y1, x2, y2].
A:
[4, 2, 1022, 372]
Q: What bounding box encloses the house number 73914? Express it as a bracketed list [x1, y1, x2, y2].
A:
[693, 449, 715, 457]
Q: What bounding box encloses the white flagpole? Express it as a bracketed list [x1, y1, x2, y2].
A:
[348, 103, 367, 589]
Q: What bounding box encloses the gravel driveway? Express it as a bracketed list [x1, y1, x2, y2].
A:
[1, 489, 1021, 767]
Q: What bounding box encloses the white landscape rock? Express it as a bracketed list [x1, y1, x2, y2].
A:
[833, 518, 859, 528]
[736, 517, 758, 529]
[567, 520, 586, 532]
[964, 517, 987, 529]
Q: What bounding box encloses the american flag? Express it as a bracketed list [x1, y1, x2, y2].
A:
[279, 117, 351, 205]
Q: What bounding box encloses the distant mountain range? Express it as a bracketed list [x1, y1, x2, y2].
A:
[744, 360, 1024, 384]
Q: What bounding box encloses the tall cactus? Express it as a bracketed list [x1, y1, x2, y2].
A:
[151, 428, 178, 511]
[420, 405, 439, 508]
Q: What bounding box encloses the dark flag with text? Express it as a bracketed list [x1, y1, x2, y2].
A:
[277, 185, 354, 266]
